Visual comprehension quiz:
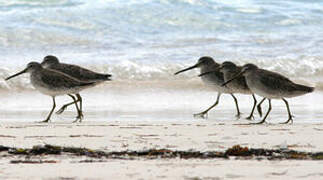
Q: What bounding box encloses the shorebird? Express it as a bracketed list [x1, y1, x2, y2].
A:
[5, 62, 95, 123]
[201, 61, 263, 120]
[41, 55, 112, 120]
[222, 63, 314, 124]
[174, 56, 241, 118]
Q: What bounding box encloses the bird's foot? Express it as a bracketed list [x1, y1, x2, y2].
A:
[193, 111, 208, 119]
[73, 112, 84, 123]
[78, 111, 84, 119]
[39, 119, 50, 123]
[235, 113, 241, 119]
[248, 120, 266, 125]
[56, 105, 68, 114]
[245, 115, 254, 121]
[280, 116, 294, 124]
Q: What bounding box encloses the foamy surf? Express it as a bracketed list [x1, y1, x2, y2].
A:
[0, 55, 319, 91]
[0, 0, 322, 89]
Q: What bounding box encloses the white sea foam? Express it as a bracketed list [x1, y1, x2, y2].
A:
[277, 19, 302, 26]
[236, 8, 262, 14]
[0, 56, 320, 92]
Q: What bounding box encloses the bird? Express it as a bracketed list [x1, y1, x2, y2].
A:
[5, 62, 95, 123]
[222, 63, 314, 124]
[41, 55, 112, 121]
[201, 61, 263, 120]
[174, 56, 241, 118]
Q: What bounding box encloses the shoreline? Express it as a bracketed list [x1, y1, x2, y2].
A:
[0, 88, 321, 123]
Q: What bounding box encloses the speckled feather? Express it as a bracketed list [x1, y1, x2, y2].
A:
[257, 69, 314, 96]
[220, 62, 250, 94]
[241, 64, 314, 99]
[47, 63, 111, 83]
[41, 55, 111, 83]
[30, 67, 95, 96]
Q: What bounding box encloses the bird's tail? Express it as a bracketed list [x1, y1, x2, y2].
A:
[80, 81, 96, 87]
[95, 73, 112, 81]
[103, 74, 112, 81]
[295, 84, 314, 93]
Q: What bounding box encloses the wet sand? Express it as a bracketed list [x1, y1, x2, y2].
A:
[0, 89, 321, 179]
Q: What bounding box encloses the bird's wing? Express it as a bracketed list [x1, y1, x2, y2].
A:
[59, 63, 112, 81]
[40, 69, 93, 88]
[259, 69, 295, 91]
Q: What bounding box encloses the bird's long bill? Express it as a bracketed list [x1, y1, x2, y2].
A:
[222, 71, 244, 86]
[5, 68, 27, 81]
[198, 71, 215, 77]
[174, 64, 198, 75]
[198, 65, 222, 77]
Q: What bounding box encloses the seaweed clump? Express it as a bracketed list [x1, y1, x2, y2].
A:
[225, 145, 251, 156]
[0, 144, 322, 161]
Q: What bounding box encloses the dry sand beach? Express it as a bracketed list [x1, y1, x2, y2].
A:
[0, 122, 323, 180]
[0, 84, 322, 180]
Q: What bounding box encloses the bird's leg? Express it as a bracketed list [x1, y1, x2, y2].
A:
[41, 97, 56, 123]
[74, 93, 83, 122]
[65, 94, 83, 122]
[246, 94, 257, 120]
[280, 98, 294, 124]
[194, 93, 221, 119]
[252, 99, 271, 125]
[257, 98, 266, 117]
[231, 94, 241, 118]
[56, 95, 80, 114]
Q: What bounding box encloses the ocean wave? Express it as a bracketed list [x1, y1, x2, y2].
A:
[236, 7, 263, 14]
[0, 0, 322, 92]
[0, 0, 322, 53]
[0, 56, 320, 91]
[0, 0, 79, 8]
[277, 19, 303, 26]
